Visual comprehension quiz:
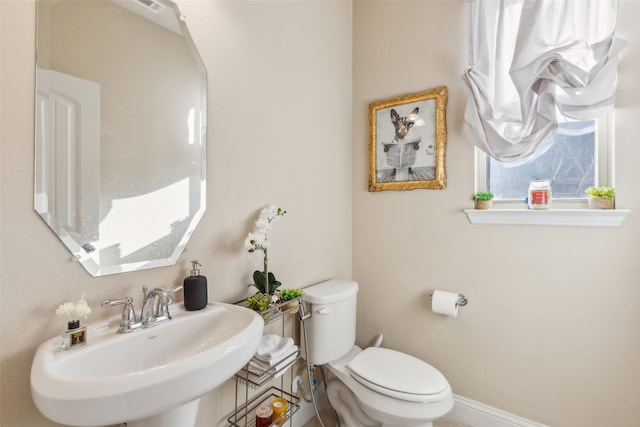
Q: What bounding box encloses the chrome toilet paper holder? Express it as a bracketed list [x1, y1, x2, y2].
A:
[428, 290, 468, 307]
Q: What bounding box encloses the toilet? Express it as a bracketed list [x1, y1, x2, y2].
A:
[301, 279, 453, 427]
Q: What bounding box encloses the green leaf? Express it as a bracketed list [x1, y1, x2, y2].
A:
[472, 191, 494, 201]
[246, 292, 271, 311]
[266, 272, 282, 293]
[269, 280, 282, 294]
[252, 270, 267, 293]
[586, 186, 615, 198]
[279, 288, 303, 301]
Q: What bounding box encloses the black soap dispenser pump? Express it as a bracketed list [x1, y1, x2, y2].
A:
[184, 260, 208, 311]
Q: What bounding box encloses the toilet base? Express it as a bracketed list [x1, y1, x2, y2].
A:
[327, 378, 380, 427]
[326, 378, 434, 427]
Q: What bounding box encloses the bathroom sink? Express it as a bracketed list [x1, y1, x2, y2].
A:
[31, 302, 263, 427]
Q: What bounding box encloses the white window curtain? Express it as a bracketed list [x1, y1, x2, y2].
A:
[462, 0, 626, 164]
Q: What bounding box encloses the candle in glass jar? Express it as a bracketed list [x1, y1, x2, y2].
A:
[255, 405, 273, 427]
[528, 180, 551, 210]
[271, 397, 287, 425]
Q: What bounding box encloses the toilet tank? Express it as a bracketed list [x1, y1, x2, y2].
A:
[301, 279, 358, 365]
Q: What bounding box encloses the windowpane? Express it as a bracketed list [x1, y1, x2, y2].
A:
[487, 121, 596, 200]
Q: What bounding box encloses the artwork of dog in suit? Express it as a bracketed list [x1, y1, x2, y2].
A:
[375, 100, 436, 183]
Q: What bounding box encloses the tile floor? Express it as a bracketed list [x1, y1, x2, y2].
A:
[435, 419, 471, 427]
[302, 407, 470, 427]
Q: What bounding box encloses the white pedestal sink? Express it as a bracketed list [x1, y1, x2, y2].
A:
[31, 302, 263, 427]
[126, 399, 200, 427]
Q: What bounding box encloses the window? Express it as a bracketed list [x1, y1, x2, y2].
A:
[464, 1, 626, 225]
[475, 114, 613, 207]
[464, 1, 622, 210]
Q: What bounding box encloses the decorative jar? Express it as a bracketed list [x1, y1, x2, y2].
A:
[528, 180, 551, 210]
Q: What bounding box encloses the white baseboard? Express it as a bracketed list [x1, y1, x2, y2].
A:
[448, 394, 550, 427]
[289, 389, 329, 427]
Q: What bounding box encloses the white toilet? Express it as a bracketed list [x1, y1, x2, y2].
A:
[301, 279, 453, 427]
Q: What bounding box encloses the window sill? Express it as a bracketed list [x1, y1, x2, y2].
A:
[464, 209, 630, 227]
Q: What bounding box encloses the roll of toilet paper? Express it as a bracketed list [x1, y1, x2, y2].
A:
[431, 290, 459, 317]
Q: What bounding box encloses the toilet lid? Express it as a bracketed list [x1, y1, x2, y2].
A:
[346, 347, 448, 402]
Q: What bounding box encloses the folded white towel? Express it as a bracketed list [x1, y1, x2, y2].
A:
[249, 345, 298, 376]
[255, 336, 294, 362]
[272, 351, 298, 378]
[256, 334, 282, 357]
[250, 345, 299, 369]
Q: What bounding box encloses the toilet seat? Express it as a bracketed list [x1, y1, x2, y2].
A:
[327, 345, 454, 425]
[347, 347, 448, 402]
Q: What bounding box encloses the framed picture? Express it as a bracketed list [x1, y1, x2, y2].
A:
[368, 86, 447, 192]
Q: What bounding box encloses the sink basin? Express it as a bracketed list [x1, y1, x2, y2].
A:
[31, 302, 263, 426]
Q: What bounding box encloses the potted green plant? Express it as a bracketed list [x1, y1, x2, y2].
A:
[472, 192, 494, 210]
[586, 186, 615, 209]
[278, 288, 303, 314]
[245, 293, 272, 317]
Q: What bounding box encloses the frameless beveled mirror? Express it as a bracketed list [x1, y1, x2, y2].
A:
[35, 0, 207, 276]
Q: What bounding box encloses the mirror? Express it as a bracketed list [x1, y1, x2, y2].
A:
[35, 0, 207, 276]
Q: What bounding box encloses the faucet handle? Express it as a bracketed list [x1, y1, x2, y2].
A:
[101, 297, 140, 334]
[162, 286, 183, 305]
[101, 296, 133, 307]
[166, 285, 183, 294]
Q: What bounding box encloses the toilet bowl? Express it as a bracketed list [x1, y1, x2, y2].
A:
[301, 279, 453, 427]
[326, 345, 453, 427]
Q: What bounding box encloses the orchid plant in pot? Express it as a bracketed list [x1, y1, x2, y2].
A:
[245, 206, 287, 305]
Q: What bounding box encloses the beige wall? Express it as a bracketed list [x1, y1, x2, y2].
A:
[0, 1, 352, 426]
[4, 0, 640, 427]
[352, 1, 640, 426]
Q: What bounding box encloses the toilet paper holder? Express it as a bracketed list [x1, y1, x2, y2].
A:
[428, 290, 468, 307]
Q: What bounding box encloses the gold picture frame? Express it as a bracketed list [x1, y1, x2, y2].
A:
[368, 86, 447, 192]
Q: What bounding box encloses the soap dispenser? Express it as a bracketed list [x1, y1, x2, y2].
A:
[184, 260, 208, 311]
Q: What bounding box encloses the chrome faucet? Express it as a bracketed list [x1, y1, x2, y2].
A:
[140, 287, 174, 328]
[101, 297, 141, 334]
[102, 286, 183, 333]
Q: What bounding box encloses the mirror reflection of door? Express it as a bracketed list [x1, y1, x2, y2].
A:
[35, 0, 207, 276]
[35, 68, 100, 248]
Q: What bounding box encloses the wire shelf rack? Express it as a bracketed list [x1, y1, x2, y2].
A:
[227, 387, 299, 427]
